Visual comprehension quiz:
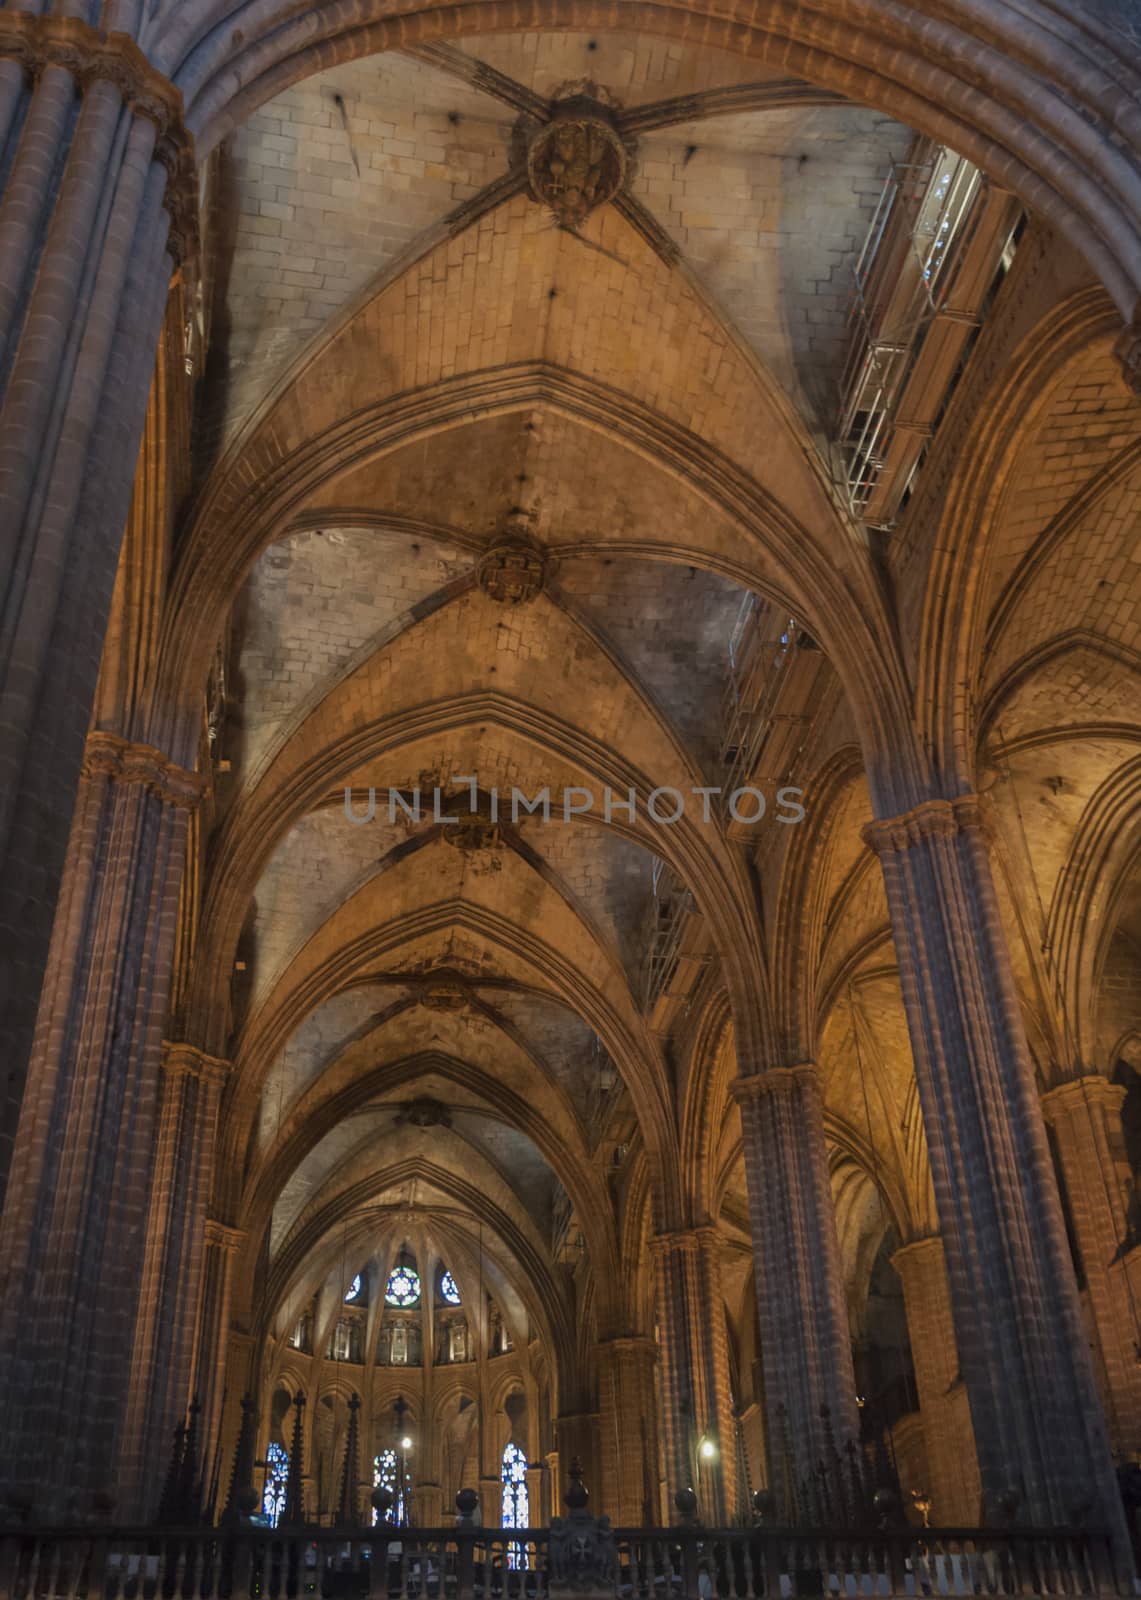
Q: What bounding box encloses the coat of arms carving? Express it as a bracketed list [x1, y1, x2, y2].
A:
[478, 541, 547, 604]
[527, 106, 627, 227]
[548, 1512, 619, 1595]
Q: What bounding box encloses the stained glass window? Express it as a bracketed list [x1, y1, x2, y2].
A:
[262, 1441, 289, 1527]
[373, 1448, 411, 1525]
[501, 1442, 528, 1528]
[385, 1264, 420, 1307]
[345, 1273, 363, 1303]
[439, 1269, 461, 1305]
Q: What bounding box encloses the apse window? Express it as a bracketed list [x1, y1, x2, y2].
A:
[501, 1441, 528, 1525]
[344, 1273, 364, 1303]
[373, 1447, 410, 1525]
[262, 1441, 289, 1527]
[501, 1441, 529, 1566]
[439, 1269, 462, 1305]
[385, 1264, 421, 1307]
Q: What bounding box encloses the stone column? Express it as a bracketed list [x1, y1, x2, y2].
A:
[116, 1044, 232, 1519]
[478, 1474, 502, 1529]
[891, 1236, 981, 1524]
[1043, 1076, 1141, 1455]
[412, 1482, 444, 1525]
[524, 1464, 543, 1527]
[733, 1067, 860, 1513]
[0, 729, 203, 1517]
[737, 1399, 766, 1500]
[651, 1228, 737, 1523]
[596, 1337, 659, 1525]
[541, 1450, 559, 1523]
[0, 13, 195, 1197]
[864, 798, 1125, 1547]
[651, 1237, 693, 1506]
[193, 1220, 246, 1514]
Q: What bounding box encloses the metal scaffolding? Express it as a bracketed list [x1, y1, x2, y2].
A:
[836, 144, 986, 526]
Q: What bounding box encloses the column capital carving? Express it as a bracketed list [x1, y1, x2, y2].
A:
[204, 1219, 246, 1253]
[83, 731, 206, 810]
[649, 1224, 721, 1256]
[732, 1062, 820, 1103]
[162, 1040, 231, 1088]
[0, 14, 197, 263]
[862, 794, 989, 855]
[595, 1335, 657, 1358]
[1041, 1074, 1127, 1120]
[890, 1234, 945, 1271]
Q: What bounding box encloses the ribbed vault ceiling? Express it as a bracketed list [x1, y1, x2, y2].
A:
[180, 26, 1141, 1395]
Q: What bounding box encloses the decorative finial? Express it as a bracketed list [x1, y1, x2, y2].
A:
[564, 1456, 589, 1511]
[674, 1485, 699, 1525]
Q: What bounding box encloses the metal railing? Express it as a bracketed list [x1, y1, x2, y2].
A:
[0, 1521, 1121, 1600]
[836, 144, 985, 526]
[719, 598, 799, 810]
[640, 858, 696, 1014]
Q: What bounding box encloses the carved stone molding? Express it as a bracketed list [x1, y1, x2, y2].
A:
[445, 817, 502, 851]
[204, 1219, 246, 1254]
[83, 730, 206, 810]
[595, 1335, 657, 1358]
[527, 93, 628, 227]
[395, 1096, 453, 1129]
[1041, 1074, 1127, 1122]
[478, 538, 548, 604]
[0, 13, 197, 263]
[162, 1040, 232, 1089]
[435, 786, 502, 852]
[648, 1224, 720, 1256]
[861, 794, 989, 855]
[889, 1233, 945, 1270]
[1113, 300, 1141, 396]
[548, 1506, 619, 1592]
[156, 143, 200, 267]
[732, 1062, 821, 1103]
[419, 980, 469, 1011]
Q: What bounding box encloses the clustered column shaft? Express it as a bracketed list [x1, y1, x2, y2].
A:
[1043, 1076, 1141, 1456]
[734, 1064, 860, 1513]
[891, 1235, 981, 1524]
[117, 1043, 232, 1520]
[596, 1336, 659, 1525]
[0, 731, 203, 1516]
[0, 14, 194, 1197]
[193, 1219, 247, 1514]
[864, 797, 1127, 1551]
[651, 1227, 737, 1522]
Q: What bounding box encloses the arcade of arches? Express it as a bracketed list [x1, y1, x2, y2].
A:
[0, 0, 1139, 1551]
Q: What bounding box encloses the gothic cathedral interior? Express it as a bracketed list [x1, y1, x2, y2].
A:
[0, 1, 1140, 1594]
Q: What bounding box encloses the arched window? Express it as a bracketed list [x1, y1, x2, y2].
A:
[385, 1263, 420, 1307]
[373, 1447, 411, 1525]
[501, 1441, 528, 1529]
[345, 1273, 364, 1303]
[439, 1269, 462, 1305]
[262, 1441, 289, 1527]
[330, 1317, 361, 1363]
